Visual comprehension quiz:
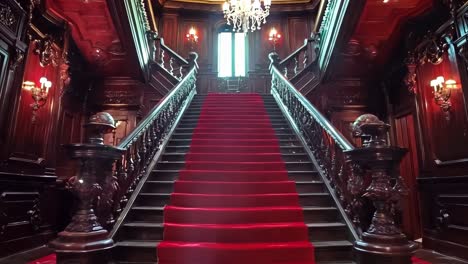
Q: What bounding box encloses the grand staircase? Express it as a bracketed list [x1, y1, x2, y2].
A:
[113, 93, 355, 263]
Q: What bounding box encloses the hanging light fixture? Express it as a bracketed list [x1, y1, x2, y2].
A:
[223, 0, 272, 33]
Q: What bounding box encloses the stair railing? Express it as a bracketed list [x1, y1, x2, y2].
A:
[154, 37, 190, 81]
[278, 38, 317, 82]
[108, 54, 198, 235]
[270, 65, 360, 239]
[270, 64, 419, 262]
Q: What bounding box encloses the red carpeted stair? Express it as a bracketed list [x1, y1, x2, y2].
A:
[156, 93, 316, 264]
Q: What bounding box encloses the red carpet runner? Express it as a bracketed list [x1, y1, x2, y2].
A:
[157, 93, 316, 264]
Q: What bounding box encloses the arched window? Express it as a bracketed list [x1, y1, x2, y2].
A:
[217, 27, 247, 77]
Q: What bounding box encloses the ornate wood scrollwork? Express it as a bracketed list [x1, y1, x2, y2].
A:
[33, 35, 60, 67]
[404, 53, 418, 94]
[27, 197, 42, 231]
[0, 3, 16, 27]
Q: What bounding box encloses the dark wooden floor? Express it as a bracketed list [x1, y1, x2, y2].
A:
[415, 249, 468, 264]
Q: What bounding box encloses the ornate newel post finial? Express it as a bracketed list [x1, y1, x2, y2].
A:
[49, 112, 124, 264]
[188, 52, 199, 70]
[268, 52, 280, 69]
[346, 114, 417, 264]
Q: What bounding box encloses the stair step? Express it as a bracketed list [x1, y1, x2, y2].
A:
[119, 222, 347, 242]
[177, 123, 292, 130]
[171, 133, 297, 140]
[164, 145, 305, 154]
[155, 161, 315, 171]
[166, 138, 301, 146]
[161, 153, 309, 162]
[135, 192, 332, 208]
[114, 240, 353, 263]
[141, 181, 174, 193]
[128, 206, 338, 223]
[150, 169, 320, 181]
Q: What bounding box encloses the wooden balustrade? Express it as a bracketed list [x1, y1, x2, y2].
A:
[278, 38, 315, 81]
[111, 62, 197, 228]
[270, 65, 418, 263]
[154, 37, 190, 81]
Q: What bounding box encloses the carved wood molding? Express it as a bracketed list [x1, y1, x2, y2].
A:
[32, 35, 60, 67]
[0, 3, 16, 27]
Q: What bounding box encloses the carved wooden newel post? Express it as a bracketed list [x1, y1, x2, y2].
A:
[345, 114, 418, 264]
[50, 112, 124, 264]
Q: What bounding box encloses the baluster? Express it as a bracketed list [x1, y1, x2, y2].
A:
[160, 49, 166, 68]
[169, 57, 174, 75]
[303, 49, 308, 69]
[294, 56, 299, 75]
[179, 66, 184, 80]
[283, 67, 288, 78]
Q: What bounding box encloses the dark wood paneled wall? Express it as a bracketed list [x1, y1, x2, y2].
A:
[0, 0, 88, 258]
[382, 5, 468, 259]
[159, 9, 315, 94]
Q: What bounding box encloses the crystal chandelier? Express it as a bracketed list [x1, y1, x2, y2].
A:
[223, 0, 272, 33]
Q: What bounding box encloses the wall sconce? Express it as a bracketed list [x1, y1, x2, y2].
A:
[186, 27, 199, 51]
[268, 27, 281, 51]
[22, 77, 52, 123]
[430, 76, 456, 120]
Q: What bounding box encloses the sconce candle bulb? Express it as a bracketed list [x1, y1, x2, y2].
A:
[186, 27, 199, 51]
[22, 76, 52, 123]
[430, 75, 455, 120]
[268, 27, 281, 51]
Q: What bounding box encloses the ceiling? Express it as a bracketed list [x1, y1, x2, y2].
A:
[351, 0, 433, 63]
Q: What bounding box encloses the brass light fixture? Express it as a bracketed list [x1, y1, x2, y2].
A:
[430, 76, 456, 119]
[268, 27, 281, 51]
[186, 27, 199, 50]
[22, 77, 52, 123]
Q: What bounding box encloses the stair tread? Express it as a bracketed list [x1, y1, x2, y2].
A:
[158, 161, 313, 164]
[152, 169, 319, 173]
[132, 206, 336, 210]
[116, 240, 352, 248]
[124, 222, 345, 228]
[162, 153, 307, 156]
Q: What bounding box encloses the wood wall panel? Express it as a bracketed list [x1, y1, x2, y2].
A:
[394, 114, 422, 239]
[415, 50, 468, 172]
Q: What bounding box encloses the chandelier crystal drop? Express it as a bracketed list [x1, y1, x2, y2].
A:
[223, 0, 272, 33]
